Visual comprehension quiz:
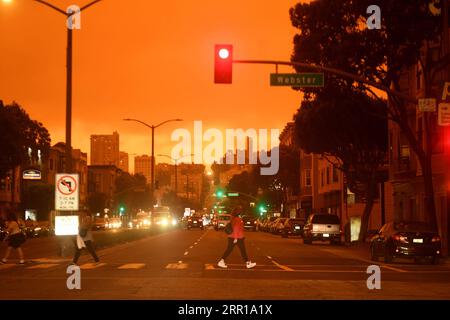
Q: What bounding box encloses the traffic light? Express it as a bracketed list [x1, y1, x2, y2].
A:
[119, 206, 125, 215]
[215, 190, 224, 198]
[214, 44, 233, 84]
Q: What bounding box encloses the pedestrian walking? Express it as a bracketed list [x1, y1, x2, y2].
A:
[1, 208, 26, 265]
[72, 210, 99, 265]
[217, 206, 256, 269]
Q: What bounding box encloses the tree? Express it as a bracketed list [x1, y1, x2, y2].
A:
[294, 85, 388, 241]
[290, 0, 444, 230]
[0, 101, 51, 204]
[87, 192, 108, 214]
[21, 184, 54, 221]
[114, 172, 149, 213]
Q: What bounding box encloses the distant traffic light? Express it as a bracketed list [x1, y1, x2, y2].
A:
[215, 190, 224, 198]
[119, 206, 125, 215]
[214, 44, 233, 84]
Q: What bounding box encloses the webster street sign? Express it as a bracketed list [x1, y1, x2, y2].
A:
[270, 73, 324, 87]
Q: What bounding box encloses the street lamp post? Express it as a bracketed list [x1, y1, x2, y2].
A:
[31, 0, 102, 173]
[123, 118, 182, 204]
[157, 154, 194, 196]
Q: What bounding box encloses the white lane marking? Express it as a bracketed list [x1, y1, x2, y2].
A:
[190, 246, 194, 249]
[27, 263, 59, 269]
[118, 263, 145, 270]
[79, 263, 107, 270]
[166, 263, 188, 269]
[184, 251, 189, 256]
[31, 258, 70, 263]
[267, 256, 272, 260]
[178, 260, 183, 264]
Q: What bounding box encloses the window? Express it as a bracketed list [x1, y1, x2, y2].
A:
[321, 170, 324, 187]
[333, 167, 339, 183]
[304, 169, 311, 187]
[326, 167, 330, 185]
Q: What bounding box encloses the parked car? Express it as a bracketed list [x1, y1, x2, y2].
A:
[242, 215, 258, 231]
[303, 214, 342, 245]
[24, 221, 52, 238]
[214, 214, 231, 231]
[370, 221, 441, 264]
[281, 218, 304, 238]
[187, 215, 204, 230]
[272, 218, 288, 234]
[261, 217, 277, 232]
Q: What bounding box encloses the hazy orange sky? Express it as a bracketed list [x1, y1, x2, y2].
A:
[1, 0, 305, 172]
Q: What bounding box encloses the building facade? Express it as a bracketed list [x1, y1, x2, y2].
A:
[90, 131, 120, 167]
[87, 165, 121, 209]
[118, 151, 129, 173]
[134, 155, 152, 184]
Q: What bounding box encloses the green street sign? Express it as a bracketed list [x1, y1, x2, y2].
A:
[270, 73, 324, 87]
[227, 192, 239, 197]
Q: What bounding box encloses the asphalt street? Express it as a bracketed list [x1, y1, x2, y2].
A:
[1, 228, 450, 299]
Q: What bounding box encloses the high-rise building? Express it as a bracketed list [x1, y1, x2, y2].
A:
[90, 131, 120, 166]
[135, 155, 152, 184]
[118, 151, 129, 173]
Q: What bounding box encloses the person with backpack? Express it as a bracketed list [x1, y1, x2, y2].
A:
[72, 210, 100, 265]
[217, 206, 256, 269]
[1, 209, 26, 265]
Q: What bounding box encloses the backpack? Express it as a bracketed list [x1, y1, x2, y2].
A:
[224, 221, 233, 235]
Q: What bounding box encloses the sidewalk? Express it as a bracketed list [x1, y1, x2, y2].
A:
[339, 241, 450, 265]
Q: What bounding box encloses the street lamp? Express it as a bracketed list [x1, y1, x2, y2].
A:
[8, 0, 102, 173]
[123, 118, 183, 204]
[157, 153, 194, 196]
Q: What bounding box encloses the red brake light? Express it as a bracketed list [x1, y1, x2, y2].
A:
[392, 234, 408, 243]
[432, 236, 441, 243]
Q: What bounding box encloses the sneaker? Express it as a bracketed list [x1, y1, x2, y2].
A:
[19, 260, 25, 265]
[217, 259, 228, 269]
[0, 259, 6, 264]
[246, 261, 256, 269]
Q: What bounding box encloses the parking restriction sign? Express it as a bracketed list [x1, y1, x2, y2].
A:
[55, 173, 79, 211]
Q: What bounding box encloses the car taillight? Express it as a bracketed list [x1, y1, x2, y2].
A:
[392, 234, 408, 243]
[432, 236, 441, 243]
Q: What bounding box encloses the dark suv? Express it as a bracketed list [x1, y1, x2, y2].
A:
[281, 218, 304, 238]
[242, 215, 258, 231]
[187, 215, 204, 230]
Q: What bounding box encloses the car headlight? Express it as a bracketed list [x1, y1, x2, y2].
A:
[161, 219, 168, 226]
[172, 219, 177, 226]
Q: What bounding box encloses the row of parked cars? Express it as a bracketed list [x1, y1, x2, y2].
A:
[261, 214, 442, 264]
[259, 217, 304, 238]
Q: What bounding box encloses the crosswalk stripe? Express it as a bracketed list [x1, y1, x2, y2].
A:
[205, 264, 215, 270]
[27, 263, 59, 269]
[0, 264, 16, 270]
[79, 263, 106, 270]
[165, 263, 188, 269]
[118, 263, 145, 270]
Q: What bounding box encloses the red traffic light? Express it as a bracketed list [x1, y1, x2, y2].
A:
[214, 44, 233, 84]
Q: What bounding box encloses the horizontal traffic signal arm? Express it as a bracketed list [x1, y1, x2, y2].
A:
[231, 59, 416, 104]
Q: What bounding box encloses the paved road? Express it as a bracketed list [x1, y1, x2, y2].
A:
[1, 228, 450, 299]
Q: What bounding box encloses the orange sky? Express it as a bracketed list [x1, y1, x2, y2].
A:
[0, 0, 305, 172]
